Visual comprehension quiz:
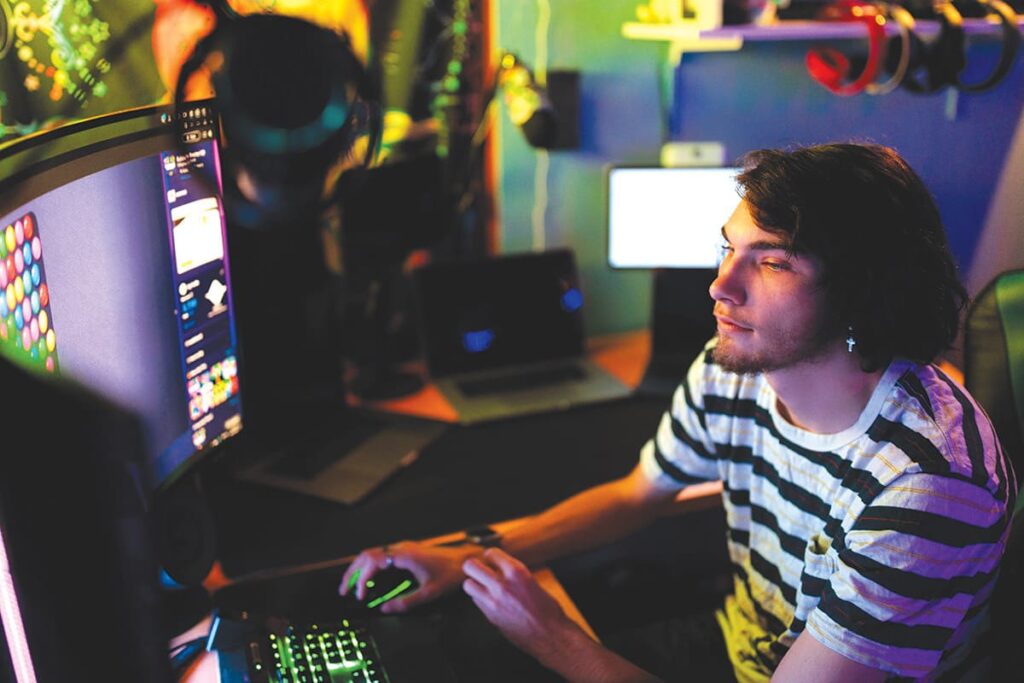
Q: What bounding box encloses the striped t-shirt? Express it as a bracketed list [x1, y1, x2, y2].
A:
[638, 343, 1016, 682]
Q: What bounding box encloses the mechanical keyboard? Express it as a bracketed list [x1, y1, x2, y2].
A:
[252, 620, 388, 683]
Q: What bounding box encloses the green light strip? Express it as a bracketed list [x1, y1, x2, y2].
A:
[366, 579, 413, 609]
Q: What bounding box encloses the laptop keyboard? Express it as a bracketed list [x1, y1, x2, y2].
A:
[261, 621, 388, 683]
[456, 363, 586, 397]
[266, 414, 388, 480]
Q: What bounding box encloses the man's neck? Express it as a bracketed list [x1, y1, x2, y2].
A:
[765, 344, 887, 435]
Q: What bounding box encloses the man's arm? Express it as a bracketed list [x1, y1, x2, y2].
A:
[499, 461, 681, 567]
[340, 462, 681, 610]
[771, 631, 888, 682]
[464, 548, 662, 683]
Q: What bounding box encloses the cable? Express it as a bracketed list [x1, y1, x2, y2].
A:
[531, 0, 552, 252]
[534, 0, 551, 87]
[532, 149, 550, 251]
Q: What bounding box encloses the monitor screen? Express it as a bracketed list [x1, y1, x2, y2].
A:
[0, 103, 243, 488]
[607, 166, 740, 269]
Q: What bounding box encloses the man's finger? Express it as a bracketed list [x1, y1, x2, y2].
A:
[483, 547, 528, 580]
[342, 551, 387, 600]
[462, 556, 501, 592]
[340, 558, 368, 596]
[462, 578, 495, 612]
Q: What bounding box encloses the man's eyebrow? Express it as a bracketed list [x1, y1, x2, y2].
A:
[720, 225, 794, 253]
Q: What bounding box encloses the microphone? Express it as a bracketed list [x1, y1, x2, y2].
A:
[498, 52, 558, 149]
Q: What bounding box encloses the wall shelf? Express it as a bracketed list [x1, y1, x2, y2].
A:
[623, 18, 1024, 63]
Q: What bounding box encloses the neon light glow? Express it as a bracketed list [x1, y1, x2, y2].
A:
[366, 579, 414, 609]
[0, 526, 37, 683]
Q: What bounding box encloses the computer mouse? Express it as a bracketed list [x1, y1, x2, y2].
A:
[348, 566, 420, 609]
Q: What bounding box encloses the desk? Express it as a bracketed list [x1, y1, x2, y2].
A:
[187, 331, 721, 681]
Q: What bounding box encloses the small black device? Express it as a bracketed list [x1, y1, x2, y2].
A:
[361, 567, 421, 609]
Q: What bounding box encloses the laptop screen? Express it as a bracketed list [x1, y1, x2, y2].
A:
[607, 166, 740, 269]
[414, 249, 585, 377]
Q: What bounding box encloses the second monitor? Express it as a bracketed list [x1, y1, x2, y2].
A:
[606, 165, 740, 270]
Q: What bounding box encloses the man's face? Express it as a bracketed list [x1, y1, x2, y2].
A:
[709, 201, 838, 375]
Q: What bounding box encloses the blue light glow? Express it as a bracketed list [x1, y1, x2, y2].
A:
[561, 288, 583, 313]
[463, 328, 495, 353]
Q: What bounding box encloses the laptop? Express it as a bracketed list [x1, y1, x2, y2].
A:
[412, 249, 629, 425]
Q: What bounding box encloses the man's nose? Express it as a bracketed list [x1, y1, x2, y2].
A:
[709, 258, 745, 306]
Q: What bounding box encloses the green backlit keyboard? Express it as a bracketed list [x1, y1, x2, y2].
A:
[252, 620, 389, 683]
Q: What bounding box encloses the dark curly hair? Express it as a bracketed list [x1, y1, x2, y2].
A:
[736, 143, 967, 372]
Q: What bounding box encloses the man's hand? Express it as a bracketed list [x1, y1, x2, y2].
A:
[462, 549, 662, 683]
[462, 548, 580, 667]
[339, 541, 474, 613]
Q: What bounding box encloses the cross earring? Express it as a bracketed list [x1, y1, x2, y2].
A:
[846, 326, 856, 353]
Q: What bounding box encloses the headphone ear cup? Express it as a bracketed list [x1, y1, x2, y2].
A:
[807, 47, 852, 88]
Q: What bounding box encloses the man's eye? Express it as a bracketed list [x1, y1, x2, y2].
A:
[762, 260, 791, 272]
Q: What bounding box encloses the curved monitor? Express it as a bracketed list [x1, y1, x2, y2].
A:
[0, 102, 243, 488]
[606, 165, 740, 269]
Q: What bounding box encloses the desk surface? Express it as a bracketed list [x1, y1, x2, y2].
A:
[206, 393, 669, 576]
[184, 334, 668, 681]
[178, 330, 705, 681]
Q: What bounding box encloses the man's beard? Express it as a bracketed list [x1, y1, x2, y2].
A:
[711, 320, 840, 375]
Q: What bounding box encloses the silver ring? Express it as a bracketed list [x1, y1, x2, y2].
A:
[382, 544, 393, 569]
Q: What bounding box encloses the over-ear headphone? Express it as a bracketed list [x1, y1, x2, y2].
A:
[900, 0, 966, 93]
[173, 5, 382, 229]
[954, 0, 1020, 92]
[806, 0, 888, 96]
[868, 2, 918, 95]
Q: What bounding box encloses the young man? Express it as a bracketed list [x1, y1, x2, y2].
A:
[341, 144, 1015, 681]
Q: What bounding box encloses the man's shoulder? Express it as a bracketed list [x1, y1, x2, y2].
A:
[881, 361, 1006, 489]
[887, 361, 989, 436]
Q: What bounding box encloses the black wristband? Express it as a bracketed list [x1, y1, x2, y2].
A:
[464, 525, 502, 547]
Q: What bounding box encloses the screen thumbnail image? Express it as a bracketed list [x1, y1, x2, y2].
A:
[0, 213, 59, 374]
